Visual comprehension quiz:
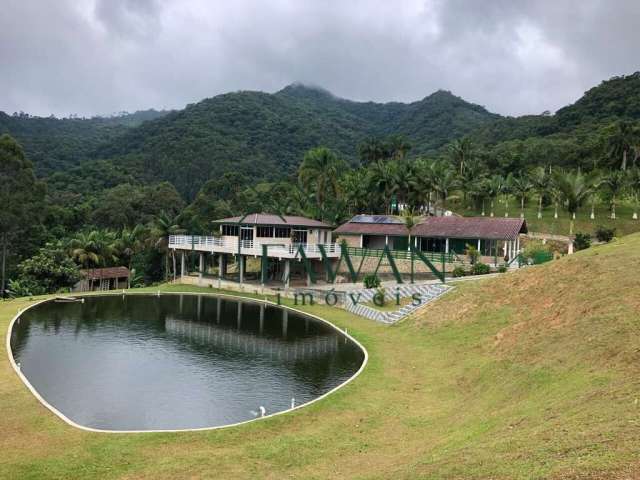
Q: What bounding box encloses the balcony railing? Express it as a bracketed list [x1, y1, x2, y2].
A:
[168, 235, 341, 258]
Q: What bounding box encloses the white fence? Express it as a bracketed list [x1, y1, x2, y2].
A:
[169, 235, 341, 259]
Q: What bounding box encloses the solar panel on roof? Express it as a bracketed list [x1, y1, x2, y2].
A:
[351, 215, 403, 224]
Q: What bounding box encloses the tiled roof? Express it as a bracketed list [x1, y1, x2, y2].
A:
[334, 215, 527, 240]
[82, 267, 131, 280]
[213, 213, 330, 228]
[412, 216, 527, 240]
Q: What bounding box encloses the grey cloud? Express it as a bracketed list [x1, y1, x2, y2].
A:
[0, 0, 638, 117]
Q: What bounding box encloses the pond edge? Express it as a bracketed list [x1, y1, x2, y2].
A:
[5, 291, 369, 434]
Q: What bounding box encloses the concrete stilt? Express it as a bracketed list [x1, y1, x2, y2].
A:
[283, 259, 291, 289]
[198, 252, 205, 281]
[180, 251, 186, 278]
[239, 255, 245, 284]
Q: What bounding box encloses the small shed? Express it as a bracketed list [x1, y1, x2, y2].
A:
[74, 267, 131, 292]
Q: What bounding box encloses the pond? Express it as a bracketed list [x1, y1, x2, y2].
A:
[9, 294, 365, 431]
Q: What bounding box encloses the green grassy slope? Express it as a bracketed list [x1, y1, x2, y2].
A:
[1, 234, 639, 479]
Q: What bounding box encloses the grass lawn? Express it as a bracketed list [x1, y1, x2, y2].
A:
[450, 196, 640, 237]
[1, 234, 640, 479]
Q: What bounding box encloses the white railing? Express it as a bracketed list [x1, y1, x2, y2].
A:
[168, 235, 341, 257]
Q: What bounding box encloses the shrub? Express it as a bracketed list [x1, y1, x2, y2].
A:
[471, 262, 491, 275]
[363, 274, 381, 289]
[573, 232, 591, 251]
[465, 245, 479, 265]
[497, 265, 508, 273]
[452, 266, 467, 277]
[595, 226, 615, 243]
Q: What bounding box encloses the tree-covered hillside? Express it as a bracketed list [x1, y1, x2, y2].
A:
[0, 110, 168, 175]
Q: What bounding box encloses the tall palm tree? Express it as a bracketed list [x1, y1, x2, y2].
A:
[602, 170, 628, 219]
[431, 161, 458, 212]
[386, 135, 412, 161]
[552, 170, 595, 235]
[409, 158, 436, 215]
[628, 167, 640, 219]
[531, 166, 550, 219]
[510, 172, 532, 218]
[370, 160, 398, 214]
[153, 212, 184, 281]
[298, 147, 346, 220]
[502, 173, 514, 217]
[607, 121, 636, 171]
[358, 138, 385, 165]
[486, 175, 503, 218]
[458, 157, 486, 207]
[448, 137, 474, 176]
[116, 224, 147, 272]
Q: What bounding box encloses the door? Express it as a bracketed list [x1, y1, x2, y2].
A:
[292, 229, 307, 244]
[240, 227, 254, 242]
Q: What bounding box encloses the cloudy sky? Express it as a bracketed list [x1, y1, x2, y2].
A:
[1, 0, 638, 118]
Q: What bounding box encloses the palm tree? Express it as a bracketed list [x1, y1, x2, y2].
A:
[153, 212, 184, 281]
[458, 157, 486, 207]
[486, 175, 503, 217]
[298, 147, 346, 220]
[116, 225, 147, 286]
[370, 160, 398, 214]
[628, 167, 640, 219]
[502, 173, 514, 217]
[386, 135, 412, 161]
[552, 170, 595, 235]
[358, 138, 385, 165]
[602, 170, 628, 219]
[69, 230, 118, 289]
[410, 158, 436, 215]
[431, 161, 458, 212]
[448, 137, 474, 175]
[510, 172, 532, 218]
[607, 121, 636, 171]
[531, 166, 549, 219]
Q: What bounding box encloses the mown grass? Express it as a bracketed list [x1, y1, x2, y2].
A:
[1, 234, 640, 479]
[450, 197, 640, 237]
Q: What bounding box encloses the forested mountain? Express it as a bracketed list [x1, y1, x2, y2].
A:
[2, 72, 640, 201]
[0, 109, 169, 175]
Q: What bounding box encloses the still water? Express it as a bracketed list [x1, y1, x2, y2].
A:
[10, 294, 364, 431]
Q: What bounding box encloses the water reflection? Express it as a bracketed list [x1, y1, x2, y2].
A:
[11, 295, 364, 431]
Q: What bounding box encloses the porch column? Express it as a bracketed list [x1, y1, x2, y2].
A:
[445, 238, 450, 254]
[516, 235, 520, 253]
[359, 235, 363, 248]
[239, 255, 245, 284]
[218, 254, 224, 279]
[199, 252, 205, 281]
[180, 251, 186, 278]
[284, 259, 290, 289]
[477, 238, 481, 251]
[385, 235, 389, 246]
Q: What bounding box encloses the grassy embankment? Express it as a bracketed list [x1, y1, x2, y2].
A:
[1, 233, 639, 479]
[450, 197, 640, 237]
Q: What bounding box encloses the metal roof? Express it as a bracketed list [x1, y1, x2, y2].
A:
[213, 213, 331, 228]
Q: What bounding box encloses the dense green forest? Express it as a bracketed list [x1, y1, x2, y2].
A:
[2, 72, 640, 296]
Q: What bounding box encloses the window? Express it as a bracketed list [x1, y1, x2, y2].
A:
[274, 227, 291, 238]
[257, 226, 274, 237]
[221, 225, 239, 236]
